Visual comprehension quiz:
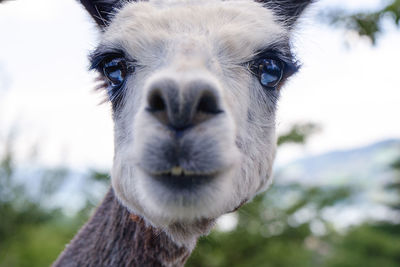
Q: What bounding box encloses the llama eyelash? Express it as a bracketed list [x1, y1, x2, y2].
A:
[246, 49, 300, 91]
[251, 49, 300, 72]
[89, 48, 136, 108]
[89, 49, 133, 71]
[93, 73, 127, 109]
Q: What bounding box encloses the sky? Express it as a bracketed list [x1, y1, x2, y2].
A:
[0, 0, 399, 170]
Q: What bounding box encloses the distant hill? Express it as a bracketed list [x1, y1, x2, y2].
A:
[273, 139, 400, 225]
[275, 139, 400, 188]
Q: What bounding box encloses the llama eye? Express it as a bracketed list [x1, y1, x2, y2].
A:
[103, 57, 128, 87]
[252, 58, 284, 89]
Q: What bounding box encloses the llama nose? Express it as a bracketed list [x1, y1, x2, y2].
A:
[146, 79, 222, 132]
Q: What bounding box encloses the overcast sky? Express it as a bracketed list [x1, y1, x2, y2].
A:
[0, 0, 399, 169]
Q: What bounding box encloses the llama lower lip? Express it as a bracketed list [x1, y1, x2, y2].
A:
[151, 173, 216, 190]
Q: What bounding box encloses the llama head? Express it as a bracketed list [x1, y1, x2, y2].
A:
[81, 0, 311, 245]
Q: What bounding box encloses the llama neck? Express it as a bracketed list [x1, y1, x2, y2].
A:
[53, 188, 192, 267]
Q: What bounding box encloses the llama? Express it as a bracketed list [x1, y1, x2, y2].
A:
[54, 0, 312, 265]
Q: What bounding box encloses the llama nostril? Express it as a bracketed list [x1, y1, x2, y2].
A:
[147, 90, 166, 112]
[196, 92, 221, 114]
[146, 79, 222, 131]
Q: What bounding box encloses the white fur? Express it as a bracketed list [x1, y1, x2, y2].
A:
[100, 0, 289, 245]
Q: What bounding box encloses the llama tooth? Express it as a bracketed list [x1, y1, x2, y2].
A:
[171, 166, 183, 176]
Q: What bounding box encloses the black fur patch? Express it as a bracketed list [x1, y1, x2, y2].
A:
[79, 0, 130, 28]
[257, 0, 313, 28]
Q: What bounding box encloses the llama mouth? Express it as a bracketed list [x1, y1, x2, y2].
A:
[148, 166, 217, 190]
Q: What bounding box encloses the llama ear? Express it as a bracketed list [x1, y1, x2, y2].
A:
[258, 0, 313, 28]
[79, 0, 126, 28]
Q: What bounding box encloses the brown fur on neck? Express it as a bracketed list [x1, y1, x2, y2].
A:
[53, 188, 192, 267]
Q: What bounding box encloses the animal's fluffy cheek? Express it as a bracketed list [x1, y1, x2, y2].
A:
[233, 119, 277, 197]
[111, 153, 144, 214]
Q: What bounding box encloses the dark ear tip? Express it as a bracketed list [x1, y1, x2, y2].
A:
[258, 0, 314, 28]
[79, 0, 124, 28]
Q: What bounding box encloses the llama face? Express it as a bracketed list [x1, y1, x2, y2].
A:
[85, 0, 309, 243]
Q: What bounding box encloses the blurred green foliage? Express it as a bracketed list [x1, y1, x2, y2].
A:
[277, 123, 320, 146]
[0, 136, 85, 267]
[324, 0, 400, 44]
[1, 123, 399, 267]
[325, 224, 400, 267]
[0, 1, 400, 265]
[386, 157, 400, 210]
[187, 185, 351, 267]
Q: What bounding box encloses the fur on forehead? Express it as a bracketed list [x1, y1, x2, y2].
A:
[80, 0, 312, 29]
[99, 0, 291, 64]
